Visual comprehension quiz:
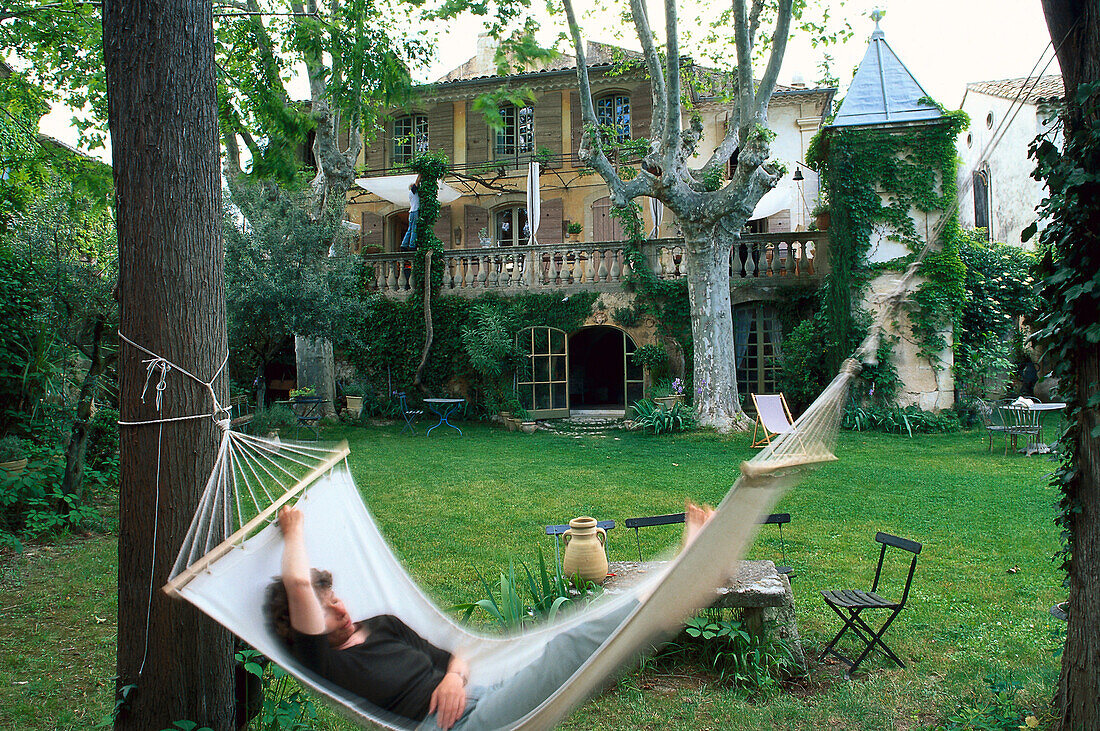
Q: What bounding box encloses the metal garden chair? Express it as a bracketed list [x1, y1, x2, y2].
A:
[819, 532, 922, 676]
[975, 397, 1011, 453]
[395, 392, 423, 435]
[1001, 404, 1041, 454]
[622, 511, 795, 577]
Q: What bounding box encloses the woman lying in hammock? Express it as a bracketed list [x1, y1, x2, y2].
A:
[265, 502, 714, 731]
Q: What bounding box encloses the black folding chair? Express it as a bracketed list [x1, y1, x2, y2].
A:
[396, 392, 423, 435]
[819, 532, 922, 676]
[622, 512, 794, 577]
[290, 396, 324, 440]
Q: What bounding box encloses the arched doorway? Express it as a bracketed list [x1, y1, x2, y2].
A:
[568, 326, 642, 413]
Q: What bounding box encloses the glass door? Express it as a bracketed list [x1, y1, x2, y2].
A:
[517, 327, 569, 418]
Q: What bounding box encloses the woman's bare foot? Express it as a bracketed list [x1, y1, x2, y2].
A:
[683, 501, 716, 549]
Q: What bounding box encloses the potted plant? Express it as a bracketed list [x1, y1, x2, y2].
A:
[342, 383, 366, 417]
[653, 378, 685, 409]
[811, 202, 830, 231]
[566, 221, 583, 242]
[533, 146, 556, 168]
[0, 435, 29, 477]
[479, 227, 493, 248]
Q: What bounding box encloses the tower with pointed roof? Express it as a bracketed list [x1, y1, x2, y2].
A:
[815, 13, 961, 411]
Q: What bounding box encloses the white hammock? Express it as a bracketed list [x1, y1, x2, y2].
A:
[162, 363, 855, 731]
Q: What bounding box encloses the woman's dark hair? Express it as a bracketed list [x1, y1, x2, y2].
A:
[411, 183, 419, 193]
[264, 569, 333, 642]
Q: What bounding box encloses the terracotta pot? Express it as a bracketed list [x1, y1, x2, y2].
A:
[562, 516, 608, 584]
[0, 458, 28, 478]
[814, 211, 831, 231]
[520, 421, 537, 434]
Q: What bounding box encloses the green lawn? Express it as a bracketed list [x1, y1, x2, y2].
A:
[0, 421, 1065, 730]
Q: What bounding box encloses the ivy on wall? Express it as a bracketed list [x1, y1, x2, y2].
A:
[804, 110, 969, 379]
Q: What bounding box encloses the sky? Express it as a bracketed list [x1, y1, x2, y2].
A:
[36, 0, 1056, 163]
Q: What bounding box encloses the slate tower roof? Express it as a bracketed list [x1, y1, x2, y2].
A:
[829, 16, 943, 128]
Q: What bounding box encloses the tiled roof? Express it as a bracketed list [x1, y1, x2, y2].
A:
[965, 75, 1063, 105]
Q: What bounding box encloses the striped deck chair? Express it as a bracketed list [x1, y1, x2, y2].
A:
[751, 393, 795, 448]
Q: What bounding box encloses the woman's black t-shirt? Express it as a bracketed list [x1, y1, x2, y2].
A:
[289, 615, 452, 721]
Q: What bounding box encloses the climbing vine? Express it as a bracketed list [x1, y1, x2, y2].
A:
[804, 110, 968, 379]
[409, 151, 449, 298]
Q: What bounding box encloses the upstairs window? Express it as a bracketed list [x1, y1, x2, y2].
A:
[496, 105, 534, 157]
[596, 94, 631, 143]
[393, 114, 428, 165]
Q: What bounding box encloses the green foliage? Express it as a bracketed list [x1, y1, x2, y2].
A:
[934, 677, 1034, 731]
[235, 648, 319, 731]
[566, 221, 584, 235]
[806, 112, 967, 374]
[630, 343, 669, 374]
[842, 402, 961, 436]
[1026, 80, 1100, 579]
[409, 151, 450, 298]
[0, 435, 28, 462]
[248, 405, 298, 435]
[337, 292, 597, 414]
[1, 446, 100, 539]
[952, 229, 1039, 397]
[461, 301, 522, 400]
[630, 400, 696, 435]
[652, 611, 801, 691]
[224, 180, 366, 391]
[610, 306, 639, 328]
[453, 547, 602, 631]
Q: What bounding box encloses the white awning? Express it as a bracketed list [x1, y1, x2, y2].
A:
[354, 174, 462, 207]
[749, 185, 792, 221]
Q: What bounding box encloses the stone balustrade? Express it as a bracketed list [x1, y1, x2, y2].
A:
[361, 232, 827, 297]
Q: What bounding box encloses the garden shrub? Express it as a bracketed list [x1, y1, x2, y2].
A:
[649, 610, 801, 692]
[630, 399, 696, 435]
[842, 402, 961, 435]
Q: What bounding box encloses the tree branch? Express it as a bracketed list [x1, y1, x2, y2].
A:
[663, 0, 683, 155]
[754, 0, 793, 118]
[628, 0, 668, 146]
[732, 0, 754, 134]
[562, 0, 629, 201]
[747, 0, 764, 50]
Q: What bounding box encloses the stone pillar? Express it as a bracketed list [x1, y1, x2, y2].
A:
[294, 336, 337, 417]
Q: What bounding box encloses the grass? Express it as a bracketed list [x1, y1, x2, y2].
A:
[0, 419, 1065, 730]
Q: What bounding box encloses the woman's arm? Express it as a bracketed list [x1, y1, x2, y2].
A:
[279, 505, 326, 635]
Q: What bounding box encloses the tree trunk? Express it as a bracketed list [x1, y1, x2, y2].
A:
[60, 317, 108, 508]
[104, 0, 235, 726]
[1040, 2, 1100, 727]
[682, 228, 752, 432]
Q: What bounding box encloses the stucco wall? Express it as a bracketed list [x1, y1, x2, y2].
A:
[956, 92, 1049, 246]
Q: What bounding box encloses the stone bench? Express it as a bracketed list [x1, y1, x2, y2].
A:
[601, 559, 806, 669]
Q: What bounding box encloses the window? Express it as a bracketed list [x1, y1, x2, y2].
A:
[596, 94, 631, 143]
[734, 304, 783, 397]
[494, 206, 529, 247]
[393, 114, 428, 164]
[973, 167, 991, 241]
[496, 105, 534, 157]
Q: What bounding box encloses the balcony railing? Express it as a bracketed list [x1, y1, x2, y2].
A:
[361, 231, 827, 298]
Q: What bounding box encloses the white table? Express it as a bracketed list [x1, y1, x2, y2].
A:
[1002, 402, 1066, 455]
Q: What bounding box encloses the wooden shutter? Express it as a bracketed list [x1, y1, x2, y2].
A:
[428, 102, 454, 164]
[571, 92, 583, 160]
[631, 83, 651, 141]
[464, 204, 488, 248]
[592, 196, 623, 241]
[466, 101, 489, 163]
[433, 205, 452, 246]
[766, 209, 791, 233]
[363, 121, 386, 171]
[534, 92, 562, 166]
[360, 211, 383, 251]
[538, 197, 564, 243]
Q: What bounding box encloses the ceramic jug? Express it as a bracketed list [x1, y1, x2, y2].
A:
[562, 516, 608, 583]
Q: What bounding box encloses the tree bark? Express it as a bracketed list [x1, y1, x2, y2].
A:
[1042, 2, 1100, 727]
[683, 228, 752, 431]
[104, 0, 235, 726]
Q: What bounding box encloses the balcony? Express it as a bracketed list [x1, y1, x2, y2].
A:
[361, 231, 828, 298]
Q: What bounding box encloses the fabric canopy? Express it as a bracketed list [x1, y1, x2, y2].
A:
[648, 197, 664, 239]
[355, 174, 462, 207]
[526, 162, 541, 246]
[749, 185, 792, 221]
